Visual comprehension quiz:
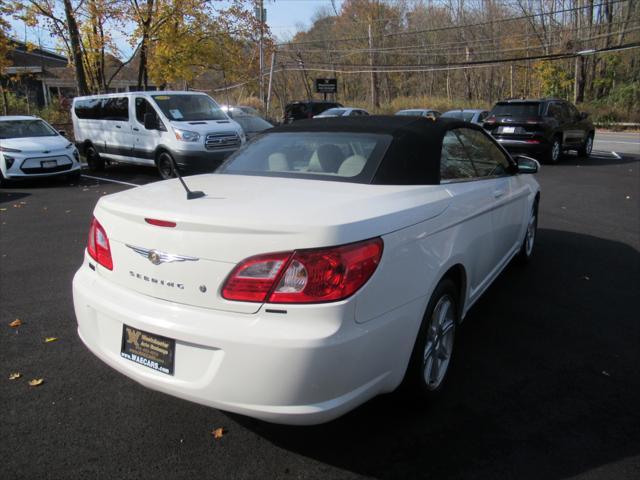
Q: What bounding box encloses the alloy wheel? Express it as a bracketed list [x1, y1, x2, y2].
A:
[423, 295, 456, 391]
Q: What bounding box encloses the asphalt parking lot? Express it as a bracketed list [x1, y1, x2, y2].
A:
[1, 131, 639, 479]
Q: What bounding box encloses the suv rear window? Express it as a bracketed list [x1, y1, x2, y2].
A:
[491, 102, 541, 118]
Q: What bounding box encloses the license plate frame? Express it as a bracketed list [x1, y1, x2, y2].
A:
[501, 126, 516, 134]
[41, 160, 57, 168]
[120, 325, 175, 375]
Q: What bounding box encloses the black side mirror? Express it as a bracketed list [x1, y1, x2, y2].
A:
[144, 113, 159, 130]
[58, 130, 66, 137]
[515, 155, 540, 174]
[579, 111, 589, 120]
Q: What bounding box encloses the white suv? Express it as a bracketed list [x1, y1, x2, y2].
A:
[0, 115, 81, 186]
[72, 91, 245, 179]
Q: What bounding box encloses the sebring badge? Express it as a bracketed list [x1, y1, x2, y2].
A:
[126, 245, 199, 265]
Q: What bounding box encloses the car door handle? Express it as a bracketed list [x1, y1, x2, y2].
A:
[493, 189, 507, 199]
[115, 125, 122, 129]
[133, 127, 139, 131]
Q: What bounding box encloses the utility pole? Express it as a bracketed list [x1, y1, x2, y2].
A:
[368, 22, 379, 109]
[266, 50, 276, 120]
[257, 0, 265, 109]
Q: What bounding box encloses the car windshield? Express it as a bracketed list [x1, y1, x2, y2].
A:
[491, 102, 541, 118]
[217, 132, 391, 183]
[441, 111, 463, 119]
[151, 94, 227, 121]
[234, 115, 273, 132]
[0, 119, 58, 139]
[319, 108, 347, 116]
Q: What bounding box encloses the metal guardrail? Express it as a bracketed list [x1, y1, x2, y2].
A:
[594, 122, 640, 129]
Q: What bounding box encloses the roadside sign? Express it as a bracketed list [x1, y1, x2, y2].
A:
[315, 78, 337, 94]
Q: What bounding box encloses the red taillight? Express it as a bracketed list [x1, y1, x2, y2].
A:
[87, 217, 113, 270]
[145, 218, 176, 227]
[221, 252, 291, 302]
[525, 139, 541, 144]
[221, 238, 383, 304]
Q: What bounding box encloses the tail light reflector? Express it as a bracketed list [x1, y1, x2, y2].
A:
[145, 218, 176, 227]
[87, 217, 113, 270]
[221, 238, 383, 304]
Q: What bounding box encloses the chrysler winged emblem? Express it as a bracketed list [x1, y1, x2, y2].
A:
[126, 245, 199, 265]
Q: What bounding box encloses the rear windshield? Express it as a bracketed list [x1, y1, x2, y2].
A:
[217, 132, 391, 183]
[151, 94, 226, 121]
[0, 119, 58, 139]
[491, 102, 541, 118]
[396, 110, 423, 116]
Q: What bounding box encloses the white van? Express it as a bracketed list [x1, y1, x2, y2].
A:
[72, 91, 245, 178]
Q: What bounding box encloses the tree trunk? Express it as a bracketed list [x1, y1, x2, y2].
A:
[62, 0, 89, 95]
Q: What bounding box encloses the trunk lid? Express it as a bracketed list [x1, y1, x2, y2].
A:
[93, 174, 451, 313]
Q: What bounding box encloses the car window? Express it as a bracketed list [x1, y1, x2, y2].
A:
[135, 98, 159, 124]
[218, 132, 391, 183]
[455, 128, 511, 177]
[440, 130, 476, 181]
[101, 97, 129, 121]
[567, 103, 580, 120]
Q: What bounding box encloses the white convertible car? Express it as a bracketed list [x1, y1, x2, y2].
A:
[73, 116, 540, 425]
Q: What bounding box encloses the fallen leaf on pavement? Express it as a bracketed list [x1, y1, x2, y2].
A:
[28, 378, 44, 387]
[9, 372, 22, 380]
[9, 319, 22, 328]
[44, 337, 58, 343]
[211, 427, 224, 439]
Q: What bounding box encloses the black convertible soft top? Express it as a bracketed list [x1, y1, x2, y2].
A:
[269, 116, 489, 185]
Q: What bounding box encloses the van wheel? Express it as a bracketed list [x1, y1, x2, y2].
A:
[157, 152, 177, 180]
[404, 278, 458, 398]
[86, 145, 104, 172]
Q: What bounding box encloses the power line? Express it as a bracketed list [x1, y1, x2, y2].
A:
[281, 42, 640, 71]
[277, 0, 631, 46]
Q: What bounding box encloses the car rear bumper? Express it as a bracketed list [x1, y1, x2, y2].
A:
[72, 259, 418, 425]
[495, 137, 550, 156]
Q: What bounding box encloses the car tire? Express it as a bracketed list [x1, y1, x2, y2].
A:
[85, 144, 105, 172]
[546, 136, 562, 164]
[0, 169, 9, 187]
[516, 200, 538, 264]
[577, 133, 594, 158]
[404, 277, 459, 398]
[156, 151, 177, 180]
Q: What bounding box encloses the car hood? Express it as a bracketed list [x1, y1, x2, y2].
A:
[169, 119, 243, 135]
[1, 135, 69, 153]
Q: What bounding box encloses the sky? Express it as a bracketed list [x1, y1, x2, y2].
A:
[8, 0, 345, 57]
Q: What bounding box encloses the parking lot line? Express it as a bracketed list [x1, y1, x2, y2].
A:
[81, 174, 140, 187]
[611, 151, 622, 159]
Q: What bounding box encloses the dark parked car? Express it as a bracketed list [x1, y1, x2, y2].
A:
[441, 109, 489, 125]
[483, 98, 594, 163]
[232, 114, 273, 140]
[284, 101, 343, 123]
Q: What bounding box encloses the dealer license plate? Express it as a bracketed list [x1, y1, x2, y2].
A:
[501, 126, 516, 134]
[121, 325, 175, 375]
[41, 160, 57, 168]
